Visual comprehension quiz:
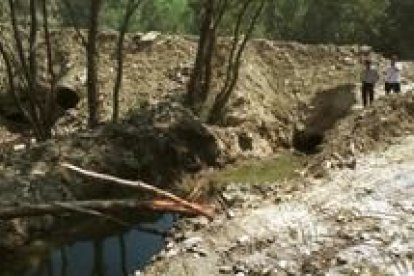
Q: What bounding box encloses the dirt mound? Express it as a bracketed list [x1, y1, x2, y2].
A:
[145, 136, 414, 276]
[0, 29, 384, 153]
[309, 93, 414, 175]
[0, 101, 221, 250]
[1, 29, 413, 253]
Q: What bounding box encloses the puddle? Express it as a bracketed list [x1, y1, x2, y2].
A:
[3, 214, 174, 276]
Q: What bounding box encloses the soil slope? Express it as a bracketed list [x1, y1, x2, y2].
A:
[0, 30, 413, 254]
[145, 136, 414, 276]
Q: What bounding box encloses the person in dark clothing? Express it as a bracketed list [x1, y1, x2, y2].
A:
[360, 59, 379, 107]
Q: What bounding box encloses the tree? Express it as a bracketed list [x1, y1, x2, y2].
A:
[0, 0, 58, 140]
[262, 0, 308, 40]
[136, 0, 195, 33]
[187, 0, 218, 114]
[208, 0, 266, 124]
[59, 0, 90, 28]
[61, 0, 144, 124]
[384, 0, 414, 58]
[112, 0, 143, 122]
[187, 0, 265, 123]
[60, 0, 103, 127]
[86, 0, 102, 127]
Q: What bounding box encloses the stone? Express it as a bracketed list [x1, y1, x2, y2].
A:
[227, 210, 236, 219]
[173, 231, 186, 241]
[193, 217, 209, 228]
[182, 236, 203, 249]
[140, 31, 161, 42]
[335, 255, 348, 265]
[360, 45, 372, 53]
[219, 265, 233, 274]
[165, 248, 180, 258]
[13, 144, 26, 151]
[191, 247, 208, 257]
[278, 260, 288, 269]
[237, 235, 250, 245]
[343, 57, 356, 66]
[261, 266, 273, 275]
[234, 263, 249, 274]
[165, 241, 175, 250]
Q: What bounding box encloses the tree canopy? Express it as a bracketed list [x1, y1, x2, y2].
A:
[3, 0, 407, 57]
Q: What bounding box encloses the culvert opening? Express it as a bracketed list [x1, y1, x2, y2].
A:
[293, 130, 324, 154]
[56, 86, 80, 110]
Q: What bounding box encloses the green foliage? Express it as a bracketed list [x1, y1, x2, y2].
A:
[21, 0, 414, 58]
[262, 0, 309, 40]
[136, 0, 195, 33]
[57, 0, 196, 33]
[384, 0, 414, 58]
[59, 0, 91, 28]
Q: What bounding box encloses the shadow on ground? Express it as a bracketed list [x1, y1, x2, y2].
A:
[293, 84, 356, 154]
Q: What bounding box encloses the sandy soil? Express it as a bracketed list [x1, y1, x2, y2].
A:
[145, 136, 414, 276]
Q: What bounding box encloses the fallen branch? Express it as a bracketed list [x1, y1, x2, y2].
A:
[61, 163, 215, 220]
[0, 199, 207, 220]
[53, 202, 131, 227]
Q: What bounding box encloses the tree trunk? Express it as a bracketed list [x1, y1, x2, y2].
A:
[187, 0, 215, 114]
[42, 0, 57, 132]
[113, 0, 142, 123]
[208, 0, 266, 124]
[87, 0, 102, 128]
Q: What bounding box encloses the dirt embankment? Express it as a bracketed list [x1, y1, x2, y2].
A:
[145, 136, 414, 276]
[0, 29, 413, 253]
[309, 94, 414, 175]
[0, 29, 385, 151]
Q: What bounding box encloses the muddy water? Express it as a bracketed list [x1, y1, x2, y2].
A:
[7, 215, 174, 276]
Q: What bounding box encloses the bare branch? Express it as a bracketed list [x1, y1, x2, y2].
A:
[7, 0, 45, 138]
[8, 0, 29, 81]
[113, 0, 143, 122]
[0, 40, 35, 126]
[222, 0, 251, 94]
[208, 0, 266, 123]
[61, 163, 214, 220]
[41, 0, 57, 127]
[53, 202, 131, 227]
[0, 199, 205, 220]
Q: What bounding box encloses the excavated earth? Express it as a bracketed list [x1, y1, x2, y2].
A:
[144, 136, 414, 276]
[0, 28, 413, 263]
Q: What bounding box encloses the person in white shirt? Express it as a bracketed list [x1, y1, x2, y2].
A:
[384, 55, 402, 94]
[360, 59, 379, 107]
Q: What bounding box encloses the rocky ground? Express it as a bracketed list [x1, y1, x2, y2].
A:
[144, 136, 414, 276]
[0, 29, 388, 154]
[307, 91, 414, 177]
[0, 29, 414, 261]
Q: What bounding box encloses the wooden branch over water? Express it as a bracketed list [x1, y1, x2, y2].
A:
[61, 163, 214, 220]
[0, 199, 201, 220]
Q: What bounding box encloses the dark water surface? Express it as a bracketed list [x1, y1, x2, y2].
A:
[16, 214, 174, 276]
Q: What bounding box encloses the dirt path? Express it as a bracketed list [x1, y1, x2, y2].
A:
[145, 136, 414, 276]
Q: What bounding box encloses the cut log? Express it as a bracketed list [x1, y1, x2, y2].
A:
[61, 163, 215, 220]
[0, 199, 205, 220]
